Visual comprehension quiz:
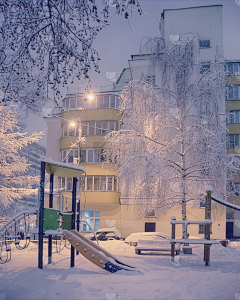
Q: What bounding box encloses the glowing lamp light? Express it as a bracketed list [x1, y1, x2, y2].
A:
[70, 122, 76, 127]
[88, 94, 94, 100]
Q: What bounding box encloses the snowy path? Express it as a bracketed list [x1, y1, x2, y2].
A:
[0, 241, 239, 300]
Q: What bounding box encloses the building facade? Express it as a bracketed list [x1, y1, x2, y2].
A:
[226, 60, 240, 238]
[44, 5, 228, 239]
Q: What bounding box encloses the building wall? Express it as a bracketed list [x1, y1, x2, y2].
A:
[160, 5, 223, 61]
[44, 116, 62, 161]
[44, 195, 226, 239]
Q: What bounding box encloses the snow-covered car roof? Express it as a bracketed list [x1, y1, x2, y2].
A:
[125, 232, 170, 242]
[95, 228, 122, 237]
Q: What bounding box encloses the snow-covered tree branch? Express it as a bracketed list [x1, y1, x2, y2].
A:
[0, 103, 43, 206]
[0, 0, 142, 110]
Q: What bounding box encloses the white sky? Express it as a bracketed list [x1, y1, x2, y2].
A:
[25, 0, 240, 147]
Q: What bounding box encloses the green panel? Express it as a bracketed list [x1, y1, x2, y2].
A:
[43, 208, 59, 231]
[62, 212, 72, 231]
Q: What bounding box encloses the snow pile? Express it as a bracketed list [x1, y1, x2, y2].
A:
[0, 240, 240, 300]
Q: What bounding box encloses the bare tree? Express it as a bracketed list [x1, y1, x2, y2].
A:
[0, 0, 142, 111]
[104, 37, 229, 236]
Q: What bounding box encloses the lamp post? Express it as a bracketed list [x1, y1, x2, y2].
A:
[69, 93, 94, 242]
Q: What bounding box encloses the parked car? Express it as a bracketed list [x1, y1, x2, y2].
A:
[84, 228, 123, 241]
[125, 232, 180, 253]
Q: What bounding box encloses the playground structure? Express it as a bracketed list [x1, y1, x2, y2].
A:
[0, 158, 134, 273]
[2, 163, 240, 269]
[0, 209, 37, 263]
[170, 186, 240, 266]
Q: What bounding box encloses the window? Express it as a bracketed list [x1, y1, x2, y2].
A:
[227, 63, 240, 76]
[66, 178, 72, 191]
[200, 62, 211, 74]
[86, 176, 93, 190]
[227, 182, 240, 196]
[100, 176, 106, 191]
[228, 134, 239, 148]
[199, 224, 212, 234]
[226, 86, 239, 100]
[146, 75, 155, 85]
[80, 149, 86, 163]
[61, 149, 78, 164]
[107, 177, 113, 191]
[63, 94, 120, 110]
[80, 210, 100, 231]
[61, 148, 105, 164]
[80, 120, 118, 137]
[227, 111, 240, 124]
[82, 176, 118, 191]
[226, 212, 234, 219]
[94, 176, 100, 190]
[70, 97, 76, 109]
[110, 96, 115, 108]
[199, 39, 210, 48]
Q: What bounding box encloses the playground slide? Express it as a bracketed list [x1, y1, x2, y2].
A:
[63, 230, 134, 273]
[211, 195, 240, 211]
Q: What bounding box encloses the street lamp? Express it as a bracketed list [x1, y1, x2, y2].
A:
[68, 93, 94, 240]
[69, 93, 94, 166]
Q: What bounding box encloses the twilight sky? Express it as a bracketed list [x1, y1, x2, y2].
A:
[25, 0, 240, 147]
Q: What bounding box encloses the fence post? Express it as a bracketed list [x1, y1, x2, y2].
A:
[171, 216, 176, 262]
[205, 186, 213, 266]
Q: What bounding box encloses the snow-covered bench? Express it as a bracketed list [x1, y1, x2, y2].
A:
[135, 237, 180, 255]
[135, 246, 180, 255]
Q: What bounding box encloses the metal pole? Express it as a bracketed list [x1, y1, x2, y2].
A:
[38, 161, 45, 269]
[48, 173, 54, 265]
[204, 187, 212, 266]
[171, 216, 176, 263]
[76, 126, 81, 255]
[71, 177, 77, 267]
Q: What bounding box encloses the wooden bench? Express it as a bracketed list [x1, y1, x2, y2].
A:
[135, 246, 180, 255]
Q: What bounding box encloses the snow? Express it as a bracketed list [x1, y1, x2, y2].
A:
[206, 185, 213, 193]
[211, 195, 240, 211]
[0, 239, 240, 299]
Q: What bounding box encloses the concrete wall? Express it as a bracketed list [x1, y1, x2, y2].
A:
[160, 5, 223, 61]
[44, 116, 62, 161]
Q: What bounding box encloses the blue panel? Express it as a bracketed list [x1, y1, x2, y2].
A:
[83, 210, 94, 218]
[103, 261, 123, 273]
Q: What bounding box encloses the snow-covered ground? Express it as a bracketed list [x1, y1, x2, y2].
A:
[0, 240, 240, 300]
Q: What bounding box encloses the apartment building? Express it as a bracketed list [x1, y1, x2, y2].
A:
[44, 5, 228, 239]
[226, 60, 240, 238]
